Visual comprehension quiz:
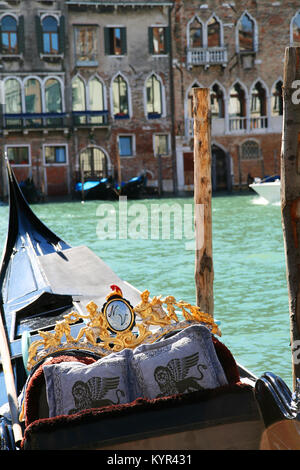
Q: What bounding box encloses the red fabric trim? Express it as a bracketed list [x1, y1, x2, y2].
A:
[22, 382, 252, 449]
[212, 335, 240, 384]
[23, 336, 240, 428]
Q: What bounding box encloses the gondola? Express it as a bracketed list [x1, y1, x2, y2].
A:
[0, 162, 298, 451]
[74, 173, 148, 201]
[73, 177, 119, 201]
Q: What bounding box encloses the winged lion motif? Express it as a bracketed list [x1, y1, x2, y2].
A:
[69, 376, 125, 414]
[154, 352, 207, 397]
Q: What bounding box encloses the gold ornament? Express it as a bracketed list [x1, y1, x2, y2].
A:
[26, 287, 221, 371]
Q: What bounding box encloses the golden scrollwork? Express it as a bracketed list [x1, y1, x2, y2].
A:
[26, 288, 221, 371]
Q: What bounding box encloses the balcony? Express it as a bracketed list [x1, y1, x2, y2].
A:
[2, 112, 67, 130]
[229, 116, 268, 133]
[187, 47, 228, 68]
[72, 110, 109, 127]
[186, 115, 269, 137]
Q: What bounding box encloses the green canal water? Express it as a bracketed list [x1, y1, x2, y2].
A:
[0, 192, 292, 389]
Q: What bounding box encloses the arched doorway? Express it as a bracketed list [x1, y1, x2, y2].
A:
[79, 147, 108, 180]
[211, 145, 232, 192]
[182, 145, 232, 192]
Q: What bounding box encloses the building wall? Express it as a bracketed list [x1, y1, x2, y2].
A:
[0, 0, 175, 199]
[171, 0, 294, 191]
[1, 0, 300, 199]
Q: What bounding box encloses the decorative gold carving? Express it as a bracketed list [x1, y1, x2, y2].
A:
[26, 288, 221, 371]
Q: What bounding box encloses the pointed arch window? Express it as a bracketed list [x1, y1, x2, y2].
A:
[250, 82, 268, 129]
[112, 75, 129, 118]
[207, 16, 221, 48]
[25, 78, 42, 127]
[4, 78, 22, 127]
[72, 76, 86, 124]
[146, 74, 162, 118]
[42, 16, 59, 54]
[1, 15, 18, 54]
[271, 81, 283, 116]
[189, 17, 203, 48]
[89, 77, 105, 124]
[292, 12, 300, 45]
[238, 13, 255, 52]
[45, 78, 63, 126]
[210, 84, 224, 118]
[229, 83, 246, 131]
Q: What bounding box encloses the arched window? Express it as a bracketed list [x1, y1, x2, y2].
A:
[250, 81, 267, 129]
[189, 17, 203, 48]
[292, 12, 300, 45]
[112, 75, 129, 118]
[271, 80, 283, 116]
[238, 13, 255, 52]
[89, 77, 105, 124]
[79, 147, 108, 179]
[207, 16, 220, 48]
[45, 78, 62, 126]
[25, 78, 42, 127]
[1, 15, 18, 53]
[229, 83, 246, 131]
[72, 76, 86, 124]
[146, 74, 162, 118]
[210, 83, 224, 118]
[4, 78, 22, 127]
[241, 140, 260, 160]
[42, 16, 58, 54]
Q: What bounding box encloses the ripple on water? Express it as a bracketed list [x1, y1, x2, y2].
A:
[0, 194, 292, 388]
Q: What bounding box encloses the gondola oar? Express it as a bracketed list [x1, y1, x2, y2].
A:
[0, 311, 23, 446]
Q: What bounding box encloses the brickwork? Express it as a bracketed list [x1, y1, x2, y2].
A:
[171, 0, 297, 190]
[0, 0, 299, 199]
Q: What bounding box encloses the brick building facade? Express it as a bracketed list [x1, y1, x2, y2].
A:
[0, 0, 299, 199]
[172, 0, 291, 192]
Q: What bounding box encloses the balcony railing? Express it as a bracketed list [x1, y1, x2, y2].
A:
[229, 117, 247, 133]
[250, 116, 268, 130]
[186, 115, 269, 137]
[72, 110, 109, 127]
[3, 112, 67, 129]
[187, 47, 228, 67]
[1, 110, 110, 130]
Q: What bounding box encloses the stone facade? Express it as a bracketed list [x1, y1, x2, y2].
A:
[0, 0, 299, 199]
[172, 0, 292, 192]
[0, 0, 175, 199]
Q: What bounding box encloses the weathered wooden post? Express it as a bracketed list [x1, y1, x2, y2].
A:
[193, 88, 214, 316]
[281, 46, 300, 389]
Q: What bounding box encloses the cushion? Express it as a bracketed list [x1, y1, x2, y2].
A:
[43, 349, 132, 417]
[131, 324, 228, 400]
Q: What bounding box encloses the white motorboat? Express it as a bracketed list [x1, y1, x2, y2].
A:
[249, 177, 281, 204]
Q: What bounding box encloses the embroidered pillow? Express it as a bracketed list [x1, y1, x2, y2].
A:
[131, 324, 228, 400]
[43, 349, 131, 417]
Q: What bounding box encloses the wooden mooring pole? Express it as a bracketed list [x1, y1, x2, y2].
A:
[282, 46, 300, 389]
[193, 88, 214, 316]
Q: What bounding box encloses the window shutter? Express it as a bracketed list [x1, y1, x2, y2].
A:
[120, 27, 127, 55]
[35, 16, 43, 54]
[148, 27, 154, 54]
[104, 27, 110, 55]
[59, 16, 65, 54]
[17, 16, 25, 54]
[164, 26, 170, 54]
